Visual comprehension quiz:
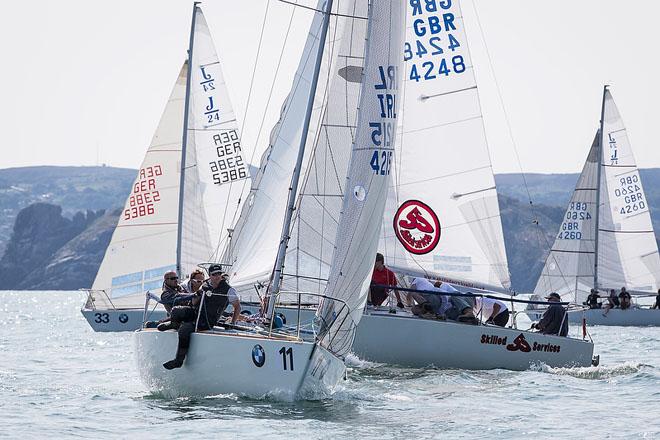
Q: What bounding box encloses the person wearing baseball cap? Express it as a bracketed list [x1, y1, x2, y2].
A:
[531, 292, 568, 336]
[159, 264, 241, 370]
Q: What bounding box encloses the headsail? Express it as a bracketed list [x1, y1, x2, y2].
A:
[91, 64, 186, 302]
[533, 134, 599, 299]
[535, 87, 660, 301]
[318, 0, 404, 358]
[597, 89, 660, 292]
[225, 0, 354, 291]
[281, 0, 370, 299]
[380, 0, 510, 290]
[180, 6, 251, 274]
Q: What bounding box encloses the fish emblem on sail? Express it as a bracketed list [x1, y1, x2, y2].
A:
[393, 200, 440, 254]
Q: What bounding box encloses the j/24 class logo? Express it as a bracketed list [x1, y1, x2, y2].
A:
[393, 200, 440, 255]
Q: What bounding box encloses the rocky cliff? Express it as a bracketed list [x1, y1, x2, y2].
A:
[2, 166, 660, 292]
[0, 204, 117, 290]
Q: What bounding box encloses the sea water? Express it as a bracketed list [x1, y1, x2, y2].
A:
[1, 291, 658, 439]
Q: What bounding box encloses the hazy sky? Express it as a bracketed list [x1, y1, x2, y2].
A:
[1, 0, 659, 174]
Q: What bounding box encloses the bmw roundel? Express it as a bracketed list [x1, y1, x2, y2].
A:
[118, 313, 129, 324]
[252, 344, 265, 367]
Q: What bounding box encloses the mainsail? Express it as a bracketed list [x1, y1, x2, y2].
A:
[91, 6, 249, 308]
[281, 0, 370, 298]
[318, 0, 404, 357]
[181, 7, 251, 271]
[224, 0, 361, 294]
[380, 0, 510, 290]
[534, 87, 660, 301]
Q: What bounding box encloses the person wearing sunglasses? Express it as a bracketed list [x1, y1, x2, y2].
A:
[159, 264, 241, 370]
[160, 270, 185, 313]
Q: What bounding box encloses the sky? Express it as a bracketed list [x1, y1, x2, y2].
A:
[1, 0, 659, 174]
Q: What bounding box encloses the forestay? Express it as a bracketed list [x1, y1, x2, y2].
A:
[225, 0, 352, 293]
[318, 0, 404, 358]
[379, 0, 510, 290]
[91, 65, 186, 306]
[534, 88, 660, 301]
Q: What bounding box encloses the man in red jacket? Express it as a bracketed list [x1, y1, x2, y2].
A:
[369, 253, 404, 309]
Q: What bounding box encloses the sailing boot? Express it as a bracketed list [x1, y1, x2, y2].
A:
[157, 320, 180, 332]
[163, 347, 187, 370]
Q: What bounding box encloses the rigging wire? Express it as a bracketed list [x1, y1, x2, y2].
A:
[469, 0, 572, 295]
[212, 0, 298, 261]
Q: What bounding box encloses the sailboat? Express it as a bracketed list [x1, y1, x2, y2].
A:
[224, 0, 596, 369]
[347, 0, 596, 369]
[135, 0, 404, 398]
[81, 4, 253, 332]
[532, 86, 660, 326]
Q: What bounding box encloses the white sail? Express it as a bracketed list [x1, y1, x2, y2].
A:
[318, 0, 404, 358]
[281, 0, 370, 298]
[180, 7, 251, 274]
[535, 88, 660, 301]
[379, 0, 510, 289]
[225, 1, 351, 290]
[598, 89, 660, 292]
[534, 134, 599, 300]
[91, 64, 186, 303]
[91, 6, 249, 308]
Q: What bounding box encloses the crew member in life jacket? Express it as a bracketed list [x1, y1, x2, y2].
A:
[532, 292, 568, 336]
[158, 264, 241, 370]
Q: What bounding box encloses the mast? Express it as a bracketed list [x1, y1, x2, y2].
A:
[593, 84, 608, 291]
[265, 0, 335, 319]
[175, 2, 199, 277]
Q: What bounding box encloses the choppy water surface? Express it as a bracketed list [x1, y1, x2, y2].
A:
[1, 291, 658, 439]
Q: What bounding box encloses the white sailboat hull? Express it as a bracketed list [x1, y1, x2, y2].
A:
[568, 308, 660, 326]
[82, 304, 317, 332]
[135, 328, 345, 400]
[352, 311, 595, 370]
[81, 308, 167, 332]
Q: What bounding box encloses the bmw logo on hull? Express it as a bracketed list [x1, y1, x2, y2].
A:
[252, 344, 265, 367]
[118, 313, 129, 324]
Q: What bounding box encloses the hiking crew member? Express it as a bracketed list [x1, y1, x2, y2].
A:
[158, 264, 240, 370]
[160, 270, 185, 313]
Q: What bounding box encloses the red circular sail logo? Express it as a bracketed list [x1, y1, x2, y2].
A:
[393, 200, 440, 255]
